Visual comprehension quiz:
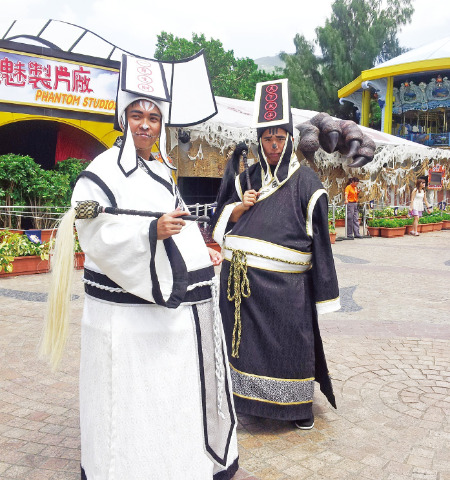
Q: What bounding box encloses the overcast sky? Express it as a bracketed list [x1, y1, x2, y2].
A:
[1, 0, 449, 60]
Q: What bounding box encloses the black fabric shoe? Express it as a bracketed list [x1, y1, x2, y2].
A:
[346, 235, 354, 239]
[294, 415, 314, 430]
[354, 235, 363, 238]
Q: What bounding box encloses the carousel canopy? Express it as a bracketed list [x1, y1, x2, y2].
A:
[339, 36, 450, 98]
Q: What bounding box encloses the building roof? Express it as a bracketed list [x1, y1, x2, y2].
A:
[338, 36, 450, 98]
[0, 19, 128, 63]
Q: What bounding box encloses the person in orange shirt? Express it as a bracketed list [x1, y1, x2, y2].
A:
[344, 177, 362, 239]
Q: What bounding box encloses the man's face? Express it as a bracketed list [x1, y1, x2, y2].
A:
[261, 127, 287, 166]
[126, 100, 162, 155]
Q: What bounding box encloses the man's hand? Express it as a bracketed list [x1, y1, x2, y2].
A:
[230, 189, 259, 223]
[157, 210, 188, 240]
[207, 247, 223, 266]
[242, 189, 259, 210]
[296, 112, 376, 168]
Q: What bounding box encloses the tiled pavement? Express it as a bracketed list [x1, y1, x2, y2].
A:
[0, 229, 449, 479]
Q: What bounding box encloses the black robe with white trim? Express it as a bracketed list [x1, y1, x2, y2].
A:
[213, 151, 339, 421]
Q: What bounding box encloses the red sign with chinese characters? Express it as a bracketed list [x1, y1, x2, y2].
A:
[0, 49, 118, 115]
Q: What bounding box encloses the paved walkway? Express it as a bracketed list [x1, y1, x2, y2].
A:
[0, 229, 449, 479]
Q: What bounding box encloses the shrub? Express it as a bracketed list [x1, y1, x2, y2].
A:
[54, 158, 90, 189]
[0, 154, 90, 229]
[0, 231, 53, 273]
[378, 218, 406, 228]
[368, 218, 384, 227]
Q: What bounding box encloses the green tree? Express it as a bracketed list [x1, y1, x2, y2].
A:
[0, 155, 90, 229]
[154, 32, 278, 100]
[281, 35, 321, 111]
[0, 154, 43, 228]
[54, 157, 90, 191]
[283, 0, 414, 117]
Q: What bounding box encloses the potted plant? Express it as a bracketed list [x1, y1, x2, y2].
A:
[0, 230, 52, 277]
[397, 207, 409, 218]
[367, 218, 383, 237]
[428, 213, 444, 231]
[329, 223, 336, 244]
[334, 206, 345, 227]
[379, 218, 406, 237]
[404, 217, 414, 235]
[442, 212, 450, 230]
[418, 216, 434, 233]
[381, 206, 395, 218]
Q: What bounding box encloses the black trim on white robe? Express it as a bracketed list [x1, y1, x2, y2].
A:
[75, 171, 118, 208]
[137, 156, 173, 194]
[83, 266, 214, 305]
[81, 457, 239, 480]
[117, 123, 139, 177]
[192, 305, 236, 467]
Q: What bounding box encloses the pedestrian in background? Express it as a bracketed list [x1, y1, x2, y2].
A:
[344, 177, 362, 239]
[409, 178, 432, 236]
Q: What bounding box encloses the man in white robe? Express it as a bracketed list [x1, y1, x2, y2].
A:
[73, 56, 238, 480]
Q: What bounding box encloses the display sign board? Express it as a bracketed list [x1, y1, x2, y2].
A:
[0, 48, 118, 116]
[428, 165, 446, 190]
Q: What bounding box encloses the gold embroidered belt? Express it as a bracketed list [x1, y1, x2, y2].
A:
[223, 236, 312, 358]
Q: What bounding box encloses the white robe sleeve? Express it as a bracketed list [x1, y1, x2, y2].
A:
[73, 176, 167, 304]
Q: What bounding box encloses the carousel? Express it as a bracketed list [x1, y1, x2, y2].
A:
[338, 36, 450, 148]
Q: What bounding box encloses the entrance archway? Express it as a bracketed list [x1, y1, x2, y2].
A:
[0, 120, 106, 169]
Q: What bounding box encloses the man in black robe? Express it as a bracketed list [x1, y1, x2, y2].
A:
[212, 79, 341, 429]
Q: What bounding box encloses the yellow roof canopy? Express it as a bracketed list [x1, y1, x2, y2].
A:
[338, 36, 450, 98]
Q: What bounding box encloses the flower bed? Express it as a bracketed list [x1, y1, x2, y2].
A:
[367, 226, 380, 237]
[373, 218, 408, 238]
[0, 230, 51, 275]
[0, 255, 50, 277]
[0, 229, 84, 275]
[380, 226, 406, 238]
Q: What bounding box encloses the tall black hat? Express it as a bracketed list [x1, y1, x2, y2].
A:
[253, 79, 293, 139]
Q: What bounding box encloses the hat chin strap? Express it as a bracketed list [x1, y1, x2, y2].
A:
[120, 118, 177, 172]
[158, 123, 176, 171]
[259, 133, 290, 183]
[119, 99, 176, 171]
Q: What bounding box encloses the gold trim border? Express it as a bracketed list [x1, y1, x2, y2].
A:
[225, 235, 311, 256]
[230, 364, 314, 383]
[233, 392, 313, 406]
[316, 296, 340, 305]
[222, 256, 312, 274]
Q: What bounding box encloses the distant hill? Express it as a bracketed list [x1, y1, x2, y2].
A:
[254, 55, 287, 73]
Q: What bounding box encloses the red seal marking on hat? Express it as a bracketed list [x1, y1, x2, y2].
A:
[137, 66, 152, 75]
[136, 59, 153, 67]
[137, 75, 153, 84]
[266, 84, 278, 94]
[265, 102, 277, 111]
[265, 93, 278, 102]
[264, 111, 277, 121]
[137, 83, 154, 92]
